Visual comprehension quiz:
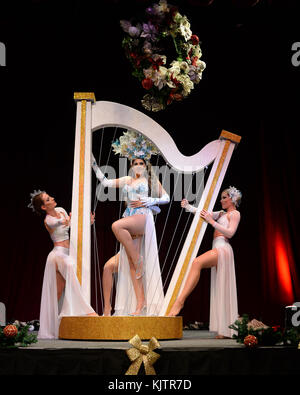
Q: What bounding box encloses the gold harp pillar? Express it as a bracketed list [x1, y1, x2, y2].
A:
[69, 92, 96, 303]
[161, 130, 241, 316]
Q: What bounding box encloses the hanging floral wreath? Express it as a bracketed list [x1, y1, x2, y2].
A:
[120, 0, 206, 112]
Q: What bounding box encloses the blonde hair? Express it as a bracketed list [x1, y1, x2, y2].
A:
[223, 186, 242, 207]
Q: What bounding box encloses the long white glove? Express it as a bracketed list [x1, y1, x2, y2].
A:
[184, 204, 221, 219]
[91, 154, 116, 188]
[140, 193, 170, 207]
[184, 203, 197, 214]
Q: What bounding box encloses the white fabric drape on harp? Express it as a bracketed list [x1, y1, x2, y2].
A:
[38, 246, 95, 339]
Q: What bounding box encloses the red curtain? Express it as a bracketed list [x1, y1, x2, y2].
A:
[260, 119, 300, 323]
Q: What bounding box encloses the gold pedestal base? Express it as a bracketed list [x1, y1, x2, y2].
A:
[59, 316, 183, 340]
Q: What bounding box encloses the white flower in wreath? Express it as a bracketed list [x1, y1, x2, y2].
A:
[155, 0, 169, 13]
[177, 74, 194, 96]
[174, 13, 192, 41]
[183, 42, 194, 56]
[179, 60, 190, 73]
[198, 60, 206, 72]
[168, 60, 181, 76]
[193, 45, 203, 59]
[153, 66, 168, 90]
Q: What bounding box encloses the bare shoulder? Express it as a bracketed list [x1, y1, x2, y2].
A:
[44, 217, 51, 232]
[229, 210, 241, 219]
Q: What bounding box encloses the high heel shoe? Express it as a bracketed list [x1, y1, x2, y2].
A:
[129, 305, 146, 317]
[135, 255, 144, 280]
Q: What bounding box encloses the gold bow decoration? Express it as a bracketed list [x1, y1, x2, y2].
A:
[125, 334, 161, 375]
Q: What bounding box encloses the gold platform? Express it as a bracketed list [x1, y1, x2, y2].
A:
[59, 316, 183, 340]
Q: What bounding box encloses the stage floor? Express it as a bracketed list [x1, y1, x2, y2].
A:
[1, 330, 299, 377]
[28, 330, 243, 350]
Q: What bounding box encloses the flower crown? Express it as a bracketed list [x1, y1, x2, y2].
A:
[28, 189, 45, 212]
[227, 186, 242, 207]
[112, 130, 159, 161]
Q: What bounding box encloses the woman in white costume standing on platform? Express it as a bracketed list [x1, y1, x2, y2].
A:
[92, 130, 169, 317]
[28, 190, 97, 339]
[167, 186, 242, 339]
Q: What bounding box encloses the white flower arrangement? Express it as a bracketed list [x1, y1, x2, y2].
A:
[112, 130, 159, 161]
[120, 0, 206, 112]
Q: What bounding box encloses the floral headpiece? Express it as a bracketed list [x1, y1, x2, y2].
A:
[27, 189, 45, 212]
[112, 130, 159, 161]
[227, 186, 242, 207]
[120, 0, 206, 112]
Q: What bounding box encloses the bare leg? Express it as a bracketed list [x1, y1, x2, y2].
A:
[111, 215, 146, 313]
[129, 237, 145, 315]
[167, 248, 218, 316]
[102, 253, 119, 316]
[111, 215, 146, 265]
[56, 270, 65, 301]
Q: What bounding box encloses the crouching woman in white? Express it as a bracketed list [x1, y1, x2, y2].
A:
[28, 190, 97, 340]
[167, 186, 242, 339]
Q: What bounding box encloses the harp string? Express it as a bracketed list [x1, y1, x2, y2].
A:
[91, 127, 206, 315]
[147, 164, 206, 311]
[148, 170, 196, 310]
[92, 127, 119, 314]
[162, 168, 206, 291]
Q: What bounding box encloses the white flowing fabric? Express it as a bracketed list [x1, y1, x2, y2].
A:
[114, 210, 164, 316]
[38, 246, 95, 339]
[209, 236, 238, 337]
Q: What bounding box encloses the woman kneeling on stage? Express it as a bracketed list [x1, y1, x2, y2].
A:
[167, 186, 242, 339]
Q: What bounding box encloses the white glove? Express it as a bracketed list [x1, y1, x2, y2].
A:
[185, 203, 197, 214]
[91, 154, 115, 188]
[140, 193, 170, 207]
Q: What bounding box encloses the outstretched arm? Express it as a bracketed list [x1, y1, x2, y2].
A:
[181, 199, 200, 214]
[181, 200, 223, 220]
[92, 154, 130, 188]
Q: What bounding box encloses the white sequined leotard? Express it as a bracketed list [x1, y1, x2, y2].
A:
[122, 181, 152, 217]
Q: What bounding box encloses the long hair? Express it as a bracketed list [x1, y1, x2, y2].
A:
[130, 158, 159, 197]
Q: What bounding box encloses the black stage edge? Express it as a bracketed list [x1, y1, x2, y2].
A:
[0, 346, 299, 377]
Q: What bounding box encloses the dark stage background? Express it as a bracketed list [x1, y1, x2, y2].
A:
[0, 0, 299, 327]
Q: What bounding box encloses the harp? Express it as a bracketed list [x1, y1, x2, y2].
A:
[59, 93, 241, 340]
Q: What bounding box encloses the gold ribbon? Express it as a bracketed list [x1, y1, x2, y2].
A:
[125, 335, 161, 375]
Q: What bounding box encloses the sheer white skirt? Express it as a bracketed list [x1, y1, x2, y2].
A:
[114, 210, 164, 316]
[38, 246, 95, 339]
[209, 236, 238, 337]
